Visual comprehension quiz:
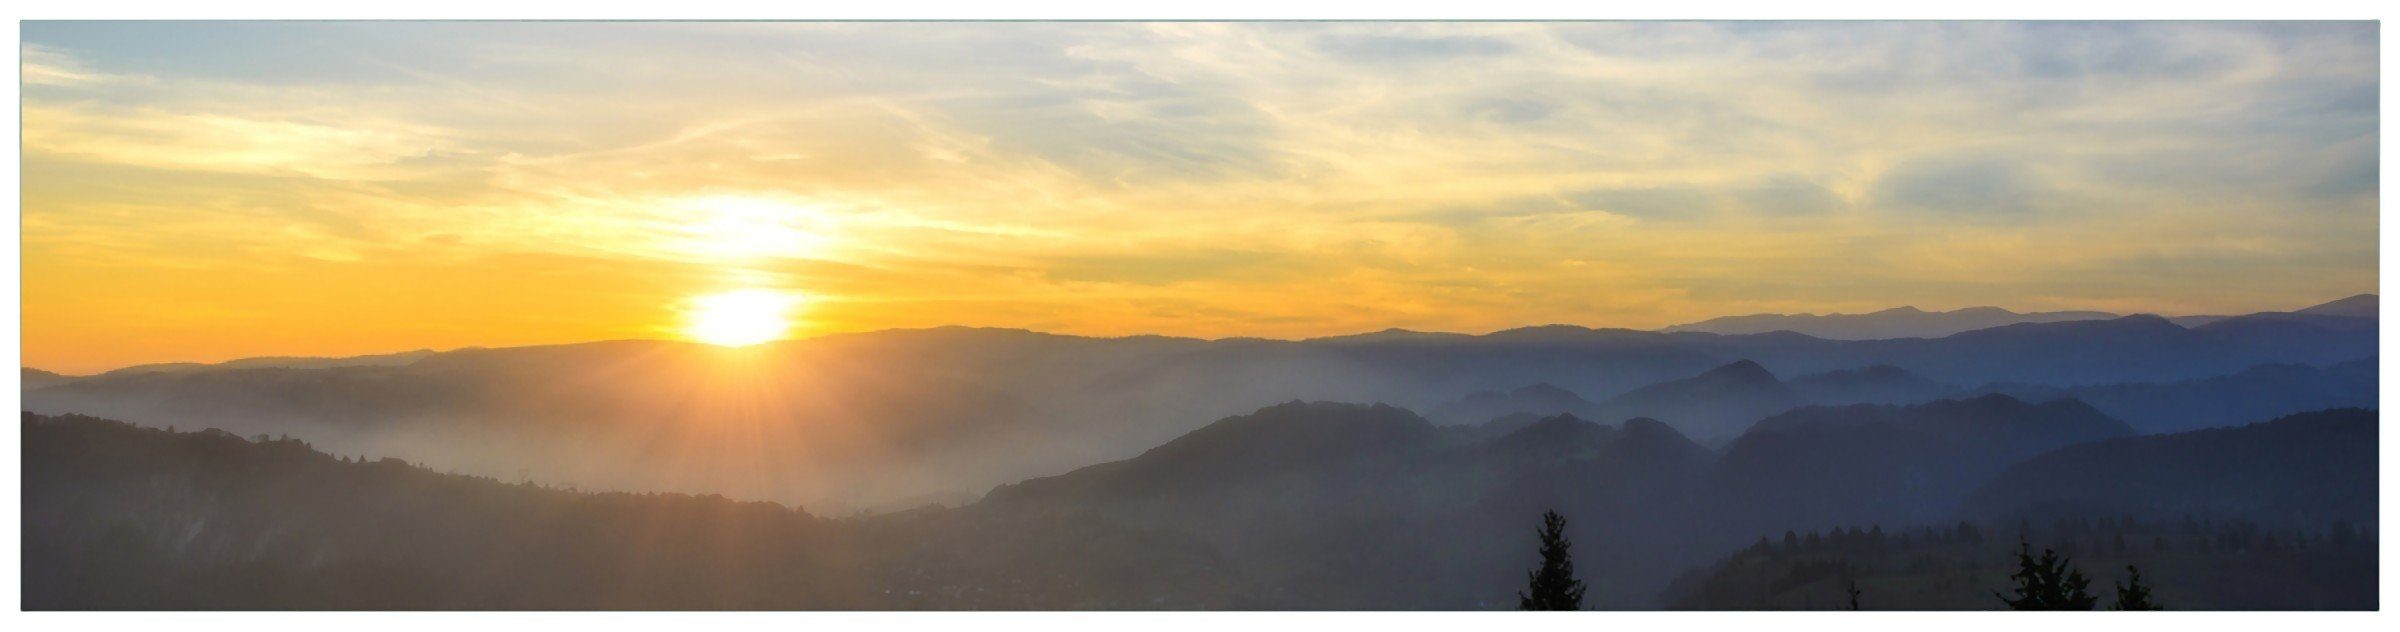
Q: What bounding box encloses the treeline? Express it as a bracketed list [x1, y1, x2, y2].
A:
[24, 409, 2383, 611]
[1731, 517, 2375, 561]
[1663, 516, 2377, 610]
[23, 413, 1246, 610]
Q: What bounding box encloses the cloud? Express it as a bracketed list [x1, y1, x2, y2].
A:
[1566, 186, 1721, 220]
[1312, 33, 1517, 61]
[20, 44, 118, 86]
[1733, 175, 1849, 216]
[1872, 156, 2046, 216]
[15, 21, 2383, 371]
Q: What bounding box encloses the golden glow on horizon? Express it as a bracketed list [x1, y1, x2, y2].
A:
[683, 289, 804, 347]
[14, 22, 2379, 373]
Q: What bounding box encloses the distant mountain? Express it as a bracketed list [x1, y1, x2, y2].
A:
[1786, 365, 1960, 405]
[21, 367, 73, 389]
[94, 349, 438, 378]
[20, 307, 2373, 509]
[1961, 408, 2377, 530]
[1665, 306, 2118, 340]
[1977, 358, 2376, 434]
[2296, 294, 2377, 318]
[1842, 314, 2367, 387]
[1669, 294, 2376, 340]
[1587, 360, 1806, 440]
[1703, 395, 2136, 531]
[2171, 293, 2376, 327]
[1427, 383, 1604, 426]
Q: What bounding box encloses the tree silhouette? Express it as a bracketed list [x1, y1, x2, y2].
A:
[2112, 565, 2162, 610]
[1518, 509, 1586, 610]
[1996, 540, 2096, 610]
[1845, 580, 1862, 610]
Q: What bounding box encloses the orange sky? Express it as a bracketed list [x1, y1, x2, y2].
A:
[19, 22, 2380, 374]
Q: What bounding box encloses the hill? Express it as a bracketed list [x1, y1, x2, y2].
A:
[2296, 293, 2378, 318]
[1665, 306, 2118, 340]
[20, 303, 2373, 509]
[1786, 365, 1960, 406]
[985, 401, 1719, 608]
[1703, 395, 2135, 532]
[21, 412, 1247, 610]
[1976, 358, 2376, 434]
[1427, 383, 1605, 426]
[1960, 408, 2378, 529]
[1664, 516, 2375, 610]
[1585, 360, 1805, 440]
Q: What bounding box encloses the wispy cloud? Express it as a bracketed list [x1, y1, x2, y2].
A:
[18, 21, 2381, 371]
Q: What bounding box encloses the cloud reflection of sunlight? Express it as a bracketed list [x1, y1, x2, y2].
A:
[674, 195, 832, 261]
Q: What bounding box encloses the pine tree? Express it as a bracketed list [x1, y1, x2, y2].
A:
[2112, 565, 2161, 610]
[1996, 540, 2097, 610]
[1518, 509, 1586, 610]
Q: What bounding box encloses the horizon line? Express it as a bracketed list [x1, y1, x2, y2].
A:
[26, 294, 2374, 377]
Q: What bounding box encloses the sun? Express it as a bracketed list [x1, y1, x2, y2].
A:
[682, 288, 803, 347]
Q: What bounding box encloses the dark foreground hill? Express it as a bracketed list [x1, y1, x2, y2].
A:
[984, 402, 1719, 608]
[1668, 408, 2381, 610]
[21, 413, 1244, 610]
[1663, 517, 2377, 610]
[1960, 408, 2379, 529]
[23, 399, 2380, 610]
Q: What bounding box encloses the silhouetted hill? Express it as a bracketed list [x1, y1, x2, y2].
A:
[95, 349, 437, 378]
[21, 306, 2371, 508]
[1480, 413, 1615, 461]
[987, 401, 1443, 505]
[1976, 358, 2376, 434]
[21, 367, 74, 389]
[2296, 293, 2377, 318]
[2170, 294, 2376, 329]
[1786, 365, 1960, 405]
[1833, 314, 2369, 387]
[1428, 383, 1605, 426]
[22, 412, 1249, 610]
[1589, 360, 1805, 440]
[1704, 395, 2135, 531]
[1665, 515, 2376, 610]
[1665, 305, 2119, 340]
[1961, 408, 2378, 529]
[985, 402, 1719, 608]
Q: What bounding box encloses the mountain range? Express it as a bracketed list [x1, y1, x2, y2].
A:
[28, 391, 2373, 609]
[18, 296, 2376, 508]
[1961, 408, 2378, 529]
[1665, 294, 2374, 340]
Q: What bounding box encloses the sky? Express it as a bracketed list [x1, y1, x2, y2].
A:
[20, 21, 2381, 374]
